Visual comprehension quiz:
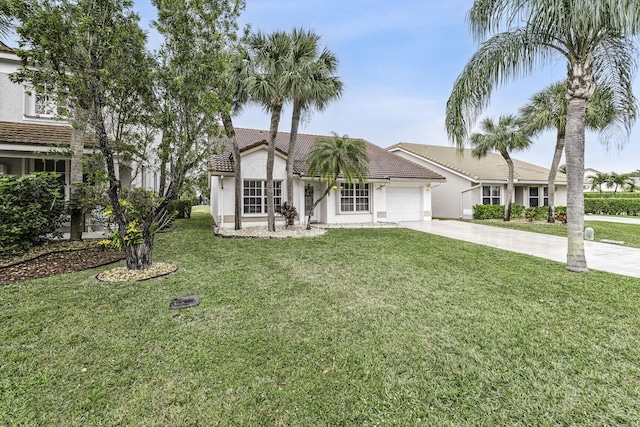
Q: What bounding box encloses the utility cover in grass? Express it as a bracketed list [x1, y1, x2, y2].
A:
[170, 295, 200, 310]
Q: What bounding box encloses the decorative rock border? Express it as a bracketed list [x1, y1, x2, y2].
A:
[96, 262, 178, 282]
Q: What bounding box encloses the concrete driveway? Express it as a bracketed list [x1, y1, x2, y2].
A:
[402, 220, 640, 279]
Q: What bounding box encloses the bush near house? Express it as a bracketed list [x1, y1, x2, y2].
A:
[584, 192, 640, 198]
[168, 199, 192, 219]
[584, 198, 640, 215]
[473, 204, 525, 219]
[0, 172, 68, 253]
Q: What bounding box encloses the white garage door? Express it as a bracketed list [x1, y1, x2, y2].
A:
[386, 186, 422, 221]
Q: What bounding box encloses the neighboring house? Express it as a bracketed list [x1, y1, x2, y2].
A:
[387, 143, 568, 219]
[0, 41, 158, 197]
[209, 129, 446, 228]
[583, 167, 603, 192]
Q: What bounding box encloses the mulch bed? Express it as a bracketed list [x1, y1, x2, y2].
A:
[1, 242, 125, 286]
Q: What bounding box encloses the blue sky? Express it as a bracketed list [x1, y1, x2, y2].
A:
[15, 0, 640, 173]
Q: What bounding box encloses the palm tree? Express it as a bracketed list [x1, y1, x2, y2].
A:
[606, 172, 634, 197]
[470, 115, 532, 221]
[244, 30, 293, 232]
[520, 82, 632, 222]
[286, 28, 343, 215]
[0, 1, 12, 41]
[446, 1, 639, 273]
[588, 172, 610, 197]
[305, 133, 369, 229]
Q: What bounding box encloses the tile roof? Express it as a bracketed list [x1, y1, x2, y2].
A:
[0, 41, 12, 53]
[0, 121, 97, 148]
[211, 128, 445, 181]
[389, 143, 567, 184]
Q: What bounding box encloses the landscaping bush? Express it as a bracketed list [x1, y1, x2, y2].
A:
[525, 206, 548, 221]
[0, 172, 68, 253]
[279, 202, 298, 227]
[584, 198, 640, 216]
[473, 204, 525, 219]
[168, 199, 192, 219]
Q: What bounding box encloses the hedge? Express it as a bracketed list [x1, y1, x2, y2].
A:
[584, 198, 640, 216]
[584, 192, 640, 199]
[473, 204, 566, 220]
[168, 199, 192, 219]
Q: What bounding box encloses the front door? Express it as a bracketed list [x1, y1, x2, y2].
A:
[304, 183, 318, 223]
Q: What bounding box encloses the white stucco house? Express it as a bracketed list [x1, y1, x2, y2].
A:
[0, 41, 158, 197]
[387, 143, 568, 219]
[209, 129, 446, 228]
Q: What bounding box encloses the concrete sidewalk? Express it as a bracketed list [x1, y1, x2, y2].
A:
[585, 215, 640, 225]
[402, 220, 640, 279]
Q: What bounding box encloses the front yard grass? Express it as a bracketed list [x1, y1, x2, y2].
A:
[2, 211, 640, 425]
[470, 218, 640, 248]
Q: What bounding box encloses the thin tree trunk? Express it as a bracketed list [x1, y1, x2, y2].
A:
[306, 184, 332, 230]
[69, 126, 85, 240]
[222, 112, 242, 230]
[287, 99, 303, 222]
[565, 96, 589, 272]
[503, 151, 514, 221]
[547, 131, 565, 223]
[266, 101, 283, 232]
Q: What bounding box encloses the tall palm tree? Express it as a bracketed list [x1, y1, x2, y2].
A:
[286, 28, 343, 213]
[520, 82, 632, 222]
[305, 132, 369, 229]
[470, 115, 531, 221]
[446, 0, 639, 273]
[588, 172, 609, 197]
[244, 30, 292, 232]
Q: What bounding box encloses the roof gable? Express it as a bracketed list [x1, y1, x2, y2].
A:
[389, 143, 566, 184]
[211, 128, 445, 181]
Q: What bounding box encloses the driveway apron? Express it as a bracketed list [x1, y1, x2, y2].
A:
[402, 220, 640, 279]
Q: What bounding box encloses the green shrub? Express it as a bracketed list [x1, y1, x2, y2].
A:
[584, 198, 640, 215]
[0, 172, 68, 253]
[168, 199, 192, 219]
[473, 204, 525, 219]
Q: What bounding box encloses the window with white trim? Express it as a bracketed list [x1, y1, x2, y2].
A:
[529, 186, 549, 207]
[25, 85, 68, 118]
[243, 180, 282, 214]
[482, 185, 501, 205]
[340, 183, 369, 212]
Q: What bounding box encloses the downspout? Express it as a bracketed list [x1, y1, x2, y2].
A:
[460, 183, 481, 219]
[219, 175, 224, 229]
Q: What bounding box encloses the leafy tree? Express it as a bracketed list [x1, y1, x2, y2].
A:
[470, 115, 532, 221]
[152, 0, 244, 204]
[520, 82, 633, 223]
[305, 133, 369, 229]
[12, 0, 159, 269]
[588, 172, 610, 197]
[446, 0, 639, 273]
[285, 28, 343, 213]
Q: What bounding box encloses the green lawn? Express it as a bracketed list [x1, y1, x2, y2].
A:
[2, 212, 640, 426]
[470, 218, 640, 248]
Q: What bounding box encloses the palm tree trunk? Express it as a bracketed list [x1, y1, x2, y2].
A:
[69, 126, 85, 240]
[222, 113, 242, 230]
[306, 184, 332, 230]
[565, 96, 589, 272]
[266, 101, 283, 232]
[503, 151, 514, 221]
[286, 99, 302, 223]
[547, 131, 565, 223]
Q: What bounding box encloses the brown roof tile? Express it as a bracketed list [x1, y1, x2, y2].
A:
[0, 41, 12, 53]
[0, 121, 97, 148]
[211, 128, 445, 181]
[389, 143, 566, 184]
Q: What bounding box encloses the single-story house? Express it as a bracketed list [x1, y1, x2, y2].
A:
[209, 129, 446, 228]
[387, 143, 567, 219]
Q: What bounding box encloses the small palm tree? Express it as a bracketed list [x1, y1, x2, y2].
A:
[588, 172, 610, 197]
[520, 82, 629, 222]
[470, 115, 532, 221]
[607, 172, 634, 197]
[305, 133, 369, 229]
[286, 28, 343, 210]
